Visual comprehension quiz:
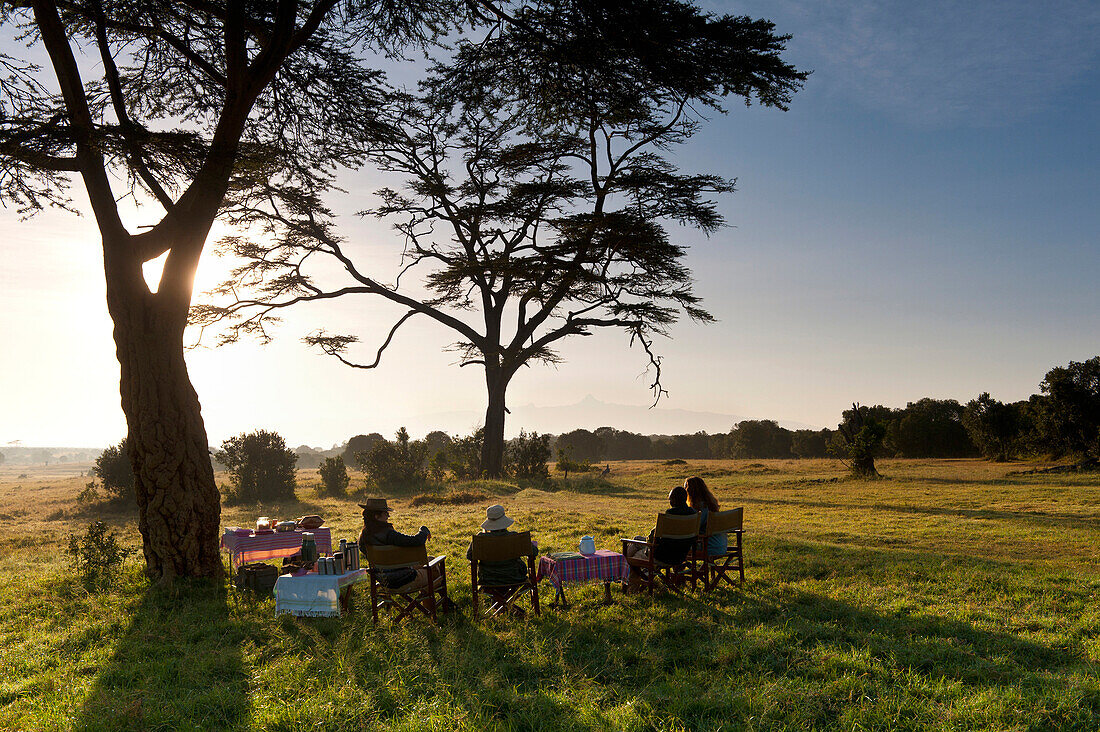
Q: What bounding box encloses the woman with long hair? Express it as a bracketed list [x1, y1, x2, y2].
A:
[684, 476, 727, 556]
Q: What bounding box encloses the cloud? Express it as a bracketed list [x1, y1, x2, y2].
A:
[732, 0, 1100, 126]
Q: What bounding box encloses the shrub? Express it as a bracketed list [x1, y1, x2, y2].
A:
[358, 428, 429, 489]
[445, 429, 484, 480]
[555, 449, 592, 479]
[92, 439, 135, 503]
[216, 430, 298, 504]
[67, 521, 134, 590]
[317, 456, 350, 497]
[507, 430, 550, 480]
[77, 481, 99, 503]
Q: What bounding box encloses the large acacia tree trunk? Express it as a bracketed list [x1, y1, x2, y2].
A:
[105, 241, 221, 581]
[481, 366, 511, 478]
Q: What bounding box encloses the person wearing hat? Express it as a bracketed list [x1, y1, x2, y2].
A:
[358, 498, 432, 590]
[465, 504, 532, 588]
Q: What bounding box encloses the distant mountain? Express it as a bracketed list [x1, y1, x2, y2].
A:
[404, 395, 818, 437]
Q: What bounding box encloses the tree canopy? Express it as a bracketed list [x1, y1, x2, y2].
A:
[190, 0, 807, 476]
[0, 0, 498, 579]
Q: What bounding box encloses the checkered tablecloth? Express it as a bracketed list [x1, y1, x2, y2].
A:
[537, 549, 627, 589]
[220, 527, 332, 567]
[274, 568, 368, 617]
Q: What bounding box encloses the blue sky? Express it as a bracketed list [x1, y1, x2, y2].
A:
[1, 0, 1098, 447]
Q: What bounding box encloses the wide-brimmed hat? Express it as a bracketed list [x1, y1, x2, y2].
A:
[481, 504, 514, 531]
[359, 498, 391, 514]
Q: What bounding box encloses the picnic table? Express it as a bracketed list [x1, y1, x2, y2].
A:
[537, 549, 627, 607]
[274, 568, 369, 617]
[220, 527, 332, 568]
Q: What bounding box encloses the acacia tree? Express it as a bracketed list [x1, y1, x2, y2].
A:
[191, 0, 807, 476]
[0, 0, 482, 579]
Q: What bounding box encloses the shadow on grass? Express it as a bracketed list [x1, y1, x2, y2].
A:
[74, 580, 250, 732]
[300, 534, 1099, 730]
[739, 495, 1098, 531]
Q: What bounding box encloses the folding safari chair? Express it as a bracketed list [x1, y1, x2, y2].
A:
[363, 544, 451, 625]
[621, 512, 701, 595]
[469, 531, 540, 620]
[696, 507, 745, 591]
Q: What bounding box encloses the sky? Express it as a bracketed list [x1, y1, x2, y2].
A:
[2, 1, 1098, 449]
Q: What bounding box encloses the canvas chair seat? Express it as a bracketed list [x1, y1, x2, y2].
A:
[469, 531, 540, 620]
[363, 543, 452, 625]
[694, 507, 745, 591]
[621, 512, 701, 595]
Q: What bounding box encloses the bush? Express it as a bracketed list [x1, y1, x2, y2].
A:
[358, 428, 429, 489]
[92, 439, 135, 503]
[67, 521, 134, 590]
[216, 430, 298, 504]
[317, 455, 350, 497]
[445, 429, 484, 480]
[507, 430, 550, 480]
[77, 481, 99, 503]
[555, 449, 593, 479]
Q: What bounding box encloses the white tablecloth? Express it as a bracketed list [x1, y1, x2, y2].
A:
[274, 569, 369, 617]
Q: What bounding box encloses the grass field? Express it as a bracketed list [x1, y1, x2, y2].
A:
[1, 458, 1098, 731]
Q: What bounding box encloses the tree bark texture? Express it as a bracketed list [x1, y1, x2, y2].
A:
[105, 244, 222, 581]
[481, 368, 509, 478]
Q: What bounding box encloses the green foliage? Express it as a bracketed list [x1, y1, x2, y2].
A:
[555, 448, 592, 478]
[506, 430, 551, 480]
[216, 430, 298, 505]
[343, 433, 385, 467]
[92, 439, 135, 503]
[317, 456, 350, 497]
[963, 393, 1024, 462]
[445, 429, 484, 480]
[893, 398, 976, 458]
[791, 428, 832, 458]
[358, 428, 429, 489]
[76, 481, 99, 503]
[1034, 356, 1100, 462]
[729, 420, 793, 458]
[66, 521, 134, 590]
[833, 403, 887, 478]
[556, 429, 605, 463]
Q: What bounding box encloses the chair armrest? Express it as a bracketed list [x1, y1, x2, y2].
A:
[620, 538, 649, 548]
[427, 555, 447, 568]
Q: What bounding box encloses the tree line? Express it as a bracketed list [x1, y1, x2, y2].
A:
[555, 356, 1100, 465]
[83, 355, 1096, 508]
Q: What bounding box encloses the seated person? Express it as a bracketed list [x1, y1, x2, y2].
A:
[358, 497, 432, 591]
[466, 504, 533, 587]
[685, 476, 728, 556]
[623, 486, 698, 590]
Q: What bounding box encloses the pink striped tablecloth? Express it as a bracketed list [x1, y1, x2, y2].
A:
[537, 549, 626, 589]
[220, 527, 332, 567]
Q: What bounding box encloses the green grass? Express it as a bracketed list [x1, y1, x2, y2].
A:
[1, 458, 1098, 730]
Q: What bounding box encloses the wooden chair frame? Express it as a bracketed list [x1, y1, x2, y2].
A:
[363, 544, 451, 625]
[621, 512, 701, 595]
[695, 507, 745, 591]
[469, 531, 539, 620]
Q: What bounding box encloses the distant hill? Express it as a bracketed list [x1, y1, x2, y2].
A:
[404, 395, 818, 437]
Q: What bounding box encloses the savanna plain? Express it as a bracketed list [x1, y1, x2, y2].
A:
[0, 458, 1098, 731]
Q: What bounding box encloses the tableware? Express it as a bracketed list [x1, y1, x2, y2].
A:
[300, 533, 318, 568]
[578, 536, 596, 555]
[256, 516, 273, 532]
[275, 520, 297, 532]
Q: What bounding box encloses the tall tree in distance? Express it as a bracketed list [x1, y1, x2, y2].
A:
[0, 0, 478, 580]
[191, 0, 808, 476]
[1033, 357, 1100, 464]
